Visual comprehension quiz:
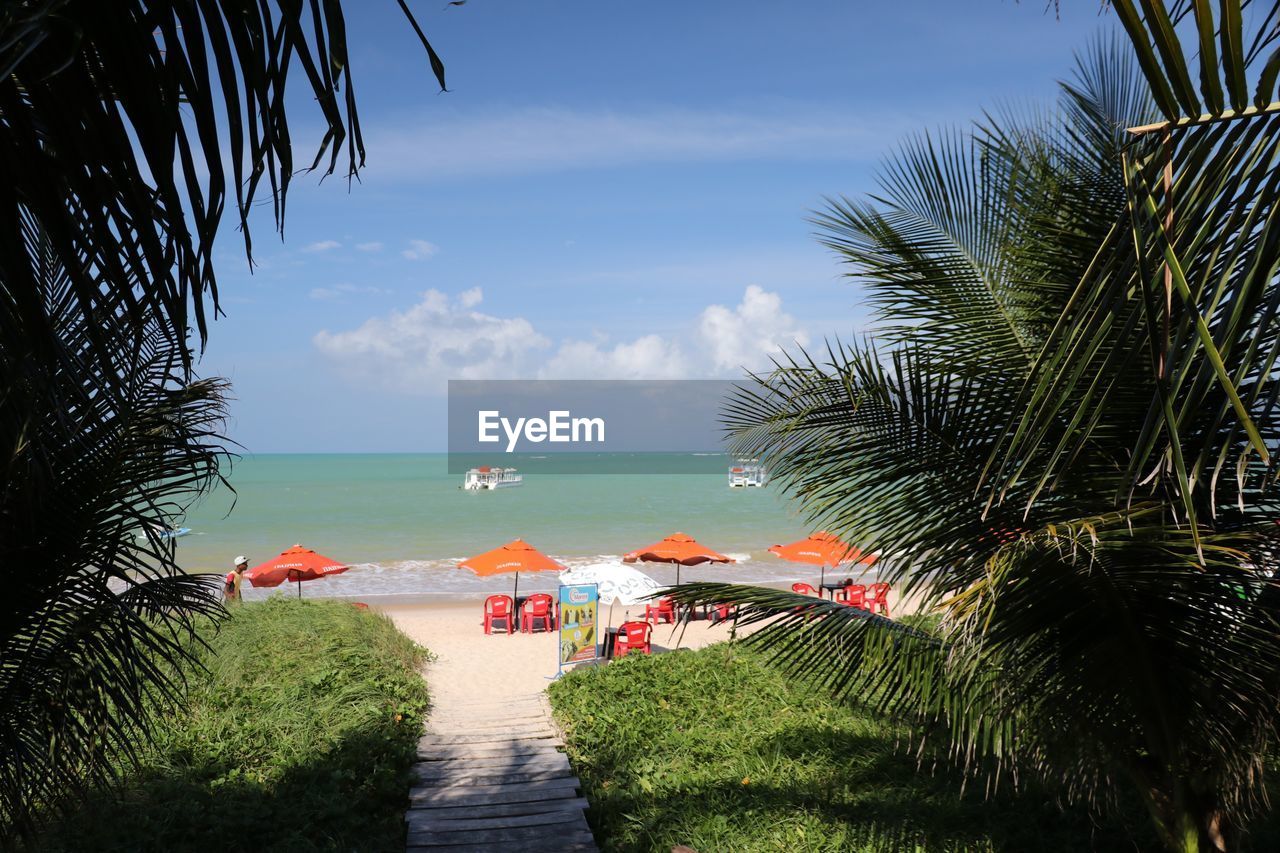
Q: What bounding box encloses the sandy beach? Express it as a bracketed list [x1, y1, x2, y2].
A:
[376, 585, 921, 710]
[378, 601, 744, 706]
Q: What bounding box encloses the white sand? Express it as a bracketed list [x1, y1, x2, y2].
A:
[377, 587, 921, 710]
[378, 602, 743, 708]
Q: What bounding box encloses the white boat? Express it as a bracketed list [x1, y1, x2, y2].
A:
[728, 459, 768, 488]
[463, 466, 524, 490]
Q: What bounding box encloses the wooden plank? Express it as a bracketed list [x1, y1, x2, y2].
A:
[417, 741, 564, 759]
[407, 799, 586, 824]
[409, 843, 596, 853]
[407, 796, 588, 821]
[413, 753, 570, 773]
[421, 715, 548, 732]
[407, 825, 596, 847]
[418, 732, 559, 746]
[427, 720, 550, 732]
[412, 767, 577, 788]
[408, 779, 580, 807]
[430, 703, 547, 713]
[426, 721, 555, 733]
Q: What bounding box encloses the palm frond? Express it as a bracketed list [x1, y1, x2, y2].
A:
[0, 217, 232, 841]
[0, 1, 447, 375]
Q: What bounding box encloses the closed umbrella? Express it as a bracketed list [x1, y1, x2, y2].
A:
[623, 532, 733, 586]
[246, 544, 350, 598]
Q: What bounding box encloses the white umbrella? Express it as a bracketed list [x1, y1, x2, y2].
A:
[559, 562, 662, 606]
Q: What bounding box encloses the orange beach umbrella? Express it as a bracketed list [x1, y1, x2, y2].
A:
[246, 544, 350, 598]
[460, 538, 565, 602]
[769, 531, 874, 588]
[623, 532, 734, 586]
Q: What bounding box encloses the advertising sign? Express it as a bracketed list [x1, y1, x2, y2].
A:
[558, 583, 599, 668]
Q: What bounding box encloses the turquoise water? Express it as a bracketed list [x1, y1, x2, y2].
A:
[176, 453, 843, 600]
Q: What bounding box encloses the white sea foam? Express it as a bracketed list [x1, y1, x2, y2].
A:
[235, 551, 833, 601]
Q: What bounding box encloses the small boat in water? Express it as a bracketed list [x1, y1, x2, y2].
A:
[138, 525, 192, 540]
[728, 459, 768, 488]
[463, 466, 524, 490]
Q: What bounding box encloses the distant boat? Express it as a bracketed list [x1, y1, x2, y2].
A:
[138, 525, 192, 540]
[462, 466, 523, 490]
[728, 459, 768, 488]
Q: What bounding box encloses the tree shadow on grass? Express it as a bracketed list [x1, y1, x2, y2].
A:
[28, 725, 418, 853]
[570, 721, 1167, 853]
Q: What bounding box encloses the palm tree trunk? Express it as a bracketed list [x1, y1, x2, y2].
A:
[1144, 780, 1229, 853]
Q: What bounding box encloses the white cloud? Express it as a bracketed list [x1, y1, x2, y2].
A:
[698, 285, 809, 371]
[314, 285, 806, 393]
[362, 106, 895, 181]
[402, 239, 439, 260]
[356, 241, 384, 252]
[539, 335, 689, 380]
[313, 289, 550, 392]
[304, 240, 341, 252]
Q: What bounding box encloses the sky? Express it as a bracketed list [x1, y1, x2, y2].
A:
[198, 0, 1117, 453]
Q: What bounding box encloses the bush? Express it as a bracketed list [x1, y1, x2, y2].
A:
[32, 598, 431, 852]
[549, 643, 1162, 852]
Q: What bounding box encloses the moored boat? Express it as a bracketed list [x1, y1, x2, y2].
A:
[728, 459, 768, 488]
[463, 466, 524, 490]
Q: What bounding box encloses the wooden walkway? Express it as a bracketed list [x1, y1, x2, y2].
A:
[405, 693, 598, 852]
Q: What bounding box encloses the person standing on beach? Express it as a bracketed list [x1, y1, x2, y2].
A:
[225, 555, 249, 602]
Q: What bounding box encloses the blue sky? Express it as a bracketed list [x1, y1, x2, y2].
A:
[200, 0, 1115, 453]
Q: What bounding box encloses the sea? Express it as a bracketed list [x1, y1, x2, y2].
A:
[175, 453, 851, 602]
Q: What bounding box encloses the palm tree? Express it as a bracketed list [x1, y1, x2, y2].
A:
[669, 4, 1280, 851]
[0, 1, 446, 840]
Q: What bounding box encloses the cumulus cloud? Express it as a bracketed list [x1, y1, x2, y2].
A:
[314, 285, 806, 392]
[304, 240, 341, 252]
[402, 239, 439, 260]
[313, 289, 550, 392]
[539, 335, 689, 380]
[698, 284, 809, 371]
[356, 241, 384, 252]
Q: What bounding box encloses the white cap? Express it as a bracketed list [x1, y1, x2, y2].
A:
[234, 555, 249, 567]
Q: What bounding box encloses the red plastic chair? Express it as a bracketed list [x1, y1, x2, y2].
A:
[708, 602, 737, 624]
[521, 593, 556, 633]
[644, 596, 677, 624]
[836, 583, 867, 610]
[867, 582, 891, 616]
[482, 595, 515, 635]
[791, 582, 819, 596]
[613, 621, 652, 657]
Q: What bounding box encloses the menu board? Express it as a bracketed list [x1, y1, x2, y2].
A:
[558, 584, 599, 666]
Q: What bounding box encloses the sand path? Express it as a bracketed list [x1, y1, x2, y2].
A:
[381, 602, 739, 852]
[379, 592, 918, 851]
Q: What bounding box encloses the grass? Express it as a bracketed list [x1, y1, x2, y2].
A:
[548, 642, 1167, 853]
[32, 598, 431, 852]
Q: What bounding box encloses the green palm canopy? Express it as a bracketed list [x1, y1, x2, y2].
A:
[0, 1, 446, 841]
[671, 4, 1280, 851]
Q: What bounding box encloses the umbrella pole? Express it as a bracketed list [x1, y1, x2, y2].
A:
[820, 564, 826, 595]
[513, 572, 520, 632]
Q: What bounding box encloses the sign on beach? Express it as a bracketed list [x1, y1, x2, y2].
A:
[558, 584, 599, 668]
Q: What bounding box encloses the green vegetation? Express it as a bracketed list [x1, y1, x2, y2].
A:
[671, 4, 1280, 850]
[32, 599, 430, 853]
[550, 644, 1280, 852]
[1, 5, 445, 841]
